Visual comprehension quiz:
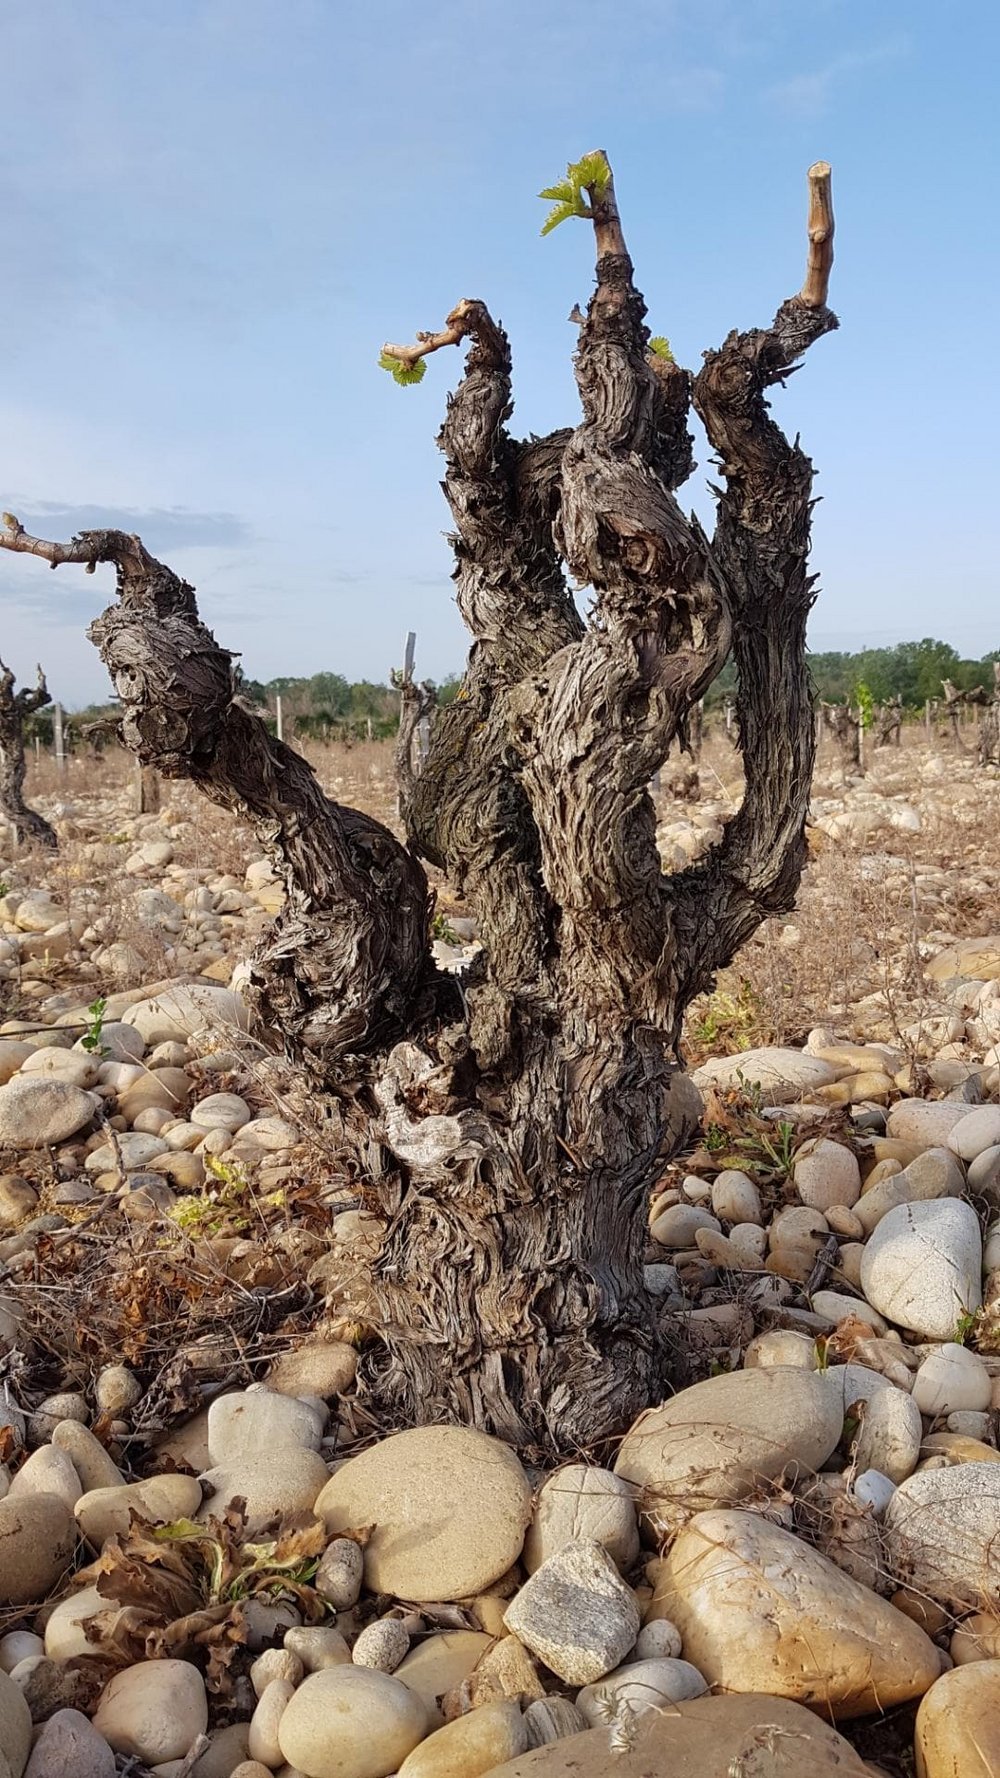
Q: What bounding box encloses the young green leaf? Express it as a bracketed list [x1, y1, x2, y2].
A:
[540, 200, 580, 236]
[572, 151, 611, 196]
[378, 350, 426, 387]
[538, 180, 575, 203]
[648, 335, 675, 362]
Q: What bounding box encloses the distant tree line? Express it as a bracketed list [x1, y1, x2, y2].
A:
[704, 638, 999, 712]
[41, 644, 997, 748]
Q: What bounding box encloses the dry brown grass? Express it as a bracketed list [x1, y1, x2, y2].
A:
[6, 724, 998, 1054]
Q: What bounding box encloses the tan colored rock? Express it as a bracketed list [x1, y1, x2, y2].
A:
[576, 1655, 707, 1724]
[398, 1699, 527, 1778]
[118, 1067, 190, 1121]
[266, 1339, 357, 1399]
[51, 1420, 124, 1490]
[200, 1449, 330, 1534]
[524, 1465, 638, 1575]
[445, 1635, 544, 1715]
[75, 1474, 203, 1548]
[8, 1444, 81, 1509]
[950, 1612, 1000, 1664]
[248, 1678, 296, 1767]
[926, 936, 1000, 983]
[915, 1660, 1000, 1776]
[395, 1631, 494, 1731]
[277, 1667, 428, 1777]
[613, 1368, 844, 1531]
[0, 1493, 76, 1605]
[483, 1693, 871, 1778]
[44, 1584, 107, 1661]
[0, 1669, 31, 1778]
[93, 1658, 208, 1763]
[315, 1427, 531, 1603]
[647, 1509, 943, 1718]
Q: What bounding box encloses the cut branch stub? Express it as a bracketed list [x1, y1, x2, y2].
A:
[0, 518, 434, 1069]
[673, 166, 839, 998]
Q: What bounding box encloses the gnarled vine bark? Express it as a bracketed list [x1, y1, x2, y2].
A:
[1, 157, 838, 1454]
[0, 659, 56, 849]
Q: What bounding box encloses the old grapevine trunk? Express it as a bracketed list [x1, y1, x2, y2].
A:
[0, 158, 838, 1454]
[0, 659, 57, 849]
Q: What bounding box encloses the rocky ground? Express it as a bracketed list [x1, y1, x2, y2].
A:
[0, 733, 999, 1778]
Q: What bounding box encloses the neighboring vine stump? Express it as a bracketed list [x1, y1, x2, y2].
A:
[0, 658, 57, 850]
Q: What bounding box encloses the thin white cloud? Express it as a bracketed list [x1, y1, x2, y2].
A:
[765, 37, 910, 115]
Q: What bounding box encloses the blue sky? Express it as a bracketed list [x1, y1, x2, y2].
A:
[1, 0, 997, 703]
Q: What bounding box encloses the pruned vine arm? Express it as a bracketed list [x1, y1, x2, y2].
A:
[1, 516, 433, 1067]
[670, 163, 839, 996]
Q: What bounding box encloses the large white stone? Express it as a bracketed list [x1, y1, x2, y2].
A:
[315, 1426, 531, 1603]
[0, 1078, 96, 1148]
[912, 1343, 992, 1415]
[207, 1389, 325, 1464]
[200, 1449, 330, 1535]
[124, 984, 248, 1045]
[860, 1197, 982, 1339]
[93, 1659, 208, 1764]
[884, 1462, 1000, 1607]
[794, 1138, 862, 1210]
[647, 1509, 944, 1719]
[690, 1047, 837, 1105]
[886, 1099, 974, 1150]
[613, 1367, 844, 1529]
[948, 1104, 1000, 1161]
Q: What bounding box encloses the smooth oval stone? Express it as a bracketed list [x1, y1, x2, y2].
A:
[23, 1707, 115, 1778]
[577, 1656, 708, 1725]
[915, 1660, 1000, 1777]
[0, 1494, 76, 1605]
[397, 1699, 527, 1778]
[315, 1426, 531, 1603]
[75, 1474, 203, 1549]
[277, 1667, 428, 1778]
[614, 1367, 844, 1531]
[93, 1659, 208, 1764]
[648, 1508, 944, 1719]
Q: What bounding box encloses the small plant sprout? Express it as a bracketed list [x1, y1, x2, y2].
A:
[378, 349, 427, 387]
[81, 996, 108, 1055]
[538, 151, 612, 234]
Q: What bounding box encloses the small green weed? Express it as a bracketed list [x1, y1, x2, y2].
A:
[81, 995, 108, 1055]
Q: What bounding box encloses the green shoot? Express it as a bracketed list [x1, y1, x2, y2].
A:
[81, 996, 108, 1055]
[539, 152, 611, 235]
[648, 336, 675, 362]
[378, 350, 426, 387]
